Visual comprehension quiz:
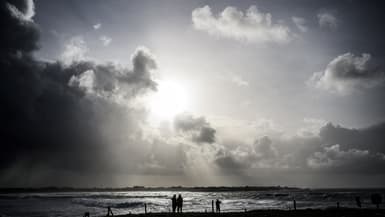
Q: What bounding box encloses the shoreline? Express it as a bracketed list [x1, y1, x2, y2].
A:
[114, 209, 385, 217]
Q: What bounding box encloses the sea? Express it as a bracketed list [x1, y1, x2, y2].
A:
[0, 189, 384, 217]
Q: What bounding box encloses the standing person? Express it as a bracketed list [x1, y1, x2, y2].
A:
[216, 199, 221, 213]
[293, 199, 297, 210]
[371, 193, 382, 209]
[171, 194, 177, 213]
[355, 196, 362, 208]
[106, 206, 114, 216]
[177, 194, 183, 213]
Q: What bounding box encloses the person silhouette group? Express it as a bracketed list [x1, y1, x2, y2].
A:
[171, 194, 184, 213]
[81, 192, 382, 216]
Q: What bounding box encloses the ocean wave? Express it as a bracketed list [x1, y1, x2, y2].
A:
[0, 194, 169, 200]
[71, 198, 148, 209]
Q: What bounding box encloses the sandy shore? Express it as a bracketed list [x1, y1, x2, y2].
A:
[116, 209, 385, 217]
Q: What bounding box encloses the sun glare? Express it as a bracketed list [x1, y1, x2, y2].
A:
[148, 80, 190, 121]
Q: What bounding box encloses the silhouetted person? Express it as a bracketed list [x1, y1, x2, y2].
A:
[371, 193, 382, 209]
[216, 199, 221, 213]
[106, 206, 113, 216]
[171, 195, 177, 213]
[177, 194, 183, 213]
[355, 196, 361, 208]
[293, 199, 297, 210]
[212, 200, 214, 213]
[83, 212, 90, 217]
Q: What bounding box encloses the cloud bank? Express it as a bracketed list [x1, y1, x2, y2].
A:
[214, 122, 385, 180]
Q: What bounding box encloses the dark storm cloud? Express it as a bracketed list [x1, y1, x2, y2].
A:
[214, 155, 246, 171]
[1, 0, 38, 55]
[68, 47, 157, 97]
[309, 53, 385, 93]
[307, 144, 385, 174]
[174, 113, 216, 144]
[320, 122, 385, 154]
[194, 126, 216, 144]
[0, 0, 159, 186]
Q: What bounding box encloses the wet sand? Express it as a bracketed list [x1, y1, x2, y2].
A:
[116, 209, 385, 217]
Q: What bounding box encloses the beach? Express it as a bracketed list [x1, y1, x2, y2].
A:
[116, 209, 385, 217]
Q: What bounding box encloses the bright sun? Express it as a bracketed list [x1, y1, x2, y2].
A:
[148, 80, 190, 121]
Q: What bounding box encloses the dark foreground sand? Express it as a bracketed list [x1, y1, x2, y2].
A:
[116, 209, 385, 217]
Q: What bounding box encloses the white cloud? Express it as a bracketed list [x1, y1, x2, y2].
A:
[317, 12, 338, 29]
[93, 23, 101, 30]
[6, 0, 35, 21]
[100, 35, 112, 46]
[222, 72, 249, 87]
[231, 74, 249, 87]
[192, 5, 293, 44]
[292, 16, 308, 32]
[308, 53, 385, 94]
[68, 69, 96, 94]
[60, 36, 89, 65]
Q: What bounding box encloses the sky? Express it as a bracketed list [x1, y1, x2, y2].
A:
[1, 0, 385, 188]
